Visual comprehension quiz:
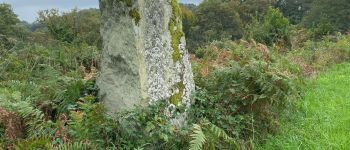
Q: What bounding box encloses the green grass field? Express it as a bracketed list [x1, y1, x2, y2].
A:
[258, 63, 350, 150]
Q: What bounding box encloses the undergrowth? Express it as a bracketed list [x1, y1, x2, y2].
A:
[1, 17, 350, 150]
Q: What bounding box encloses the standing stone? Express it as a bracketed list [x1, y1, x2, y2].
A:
[97, 0, 195, 120]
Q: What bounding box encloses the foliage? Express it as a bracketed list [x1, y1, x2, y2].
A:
[180, 4, 196, 52]
[38, 8, 101, 47]
[15, 138, 90, 150]
[307, 15, 336, 39]
[287, 34, 350, 76]
[51, 142, 90, 150]
[238, 0, 277, 24]
[275, 0, 314, 24]
[245, 7, 291, 47]
[0, 3, 19, 36]
[190, 40, 301, 148]
[1, 2, 350, 150]
[190, 0, 243, 49]
[112, 101, 189, 149]
[189, 119, 238, 150]
[0, 9, 100, 146]
[303, 0, 350, 34]
[180, 4, 195, 48]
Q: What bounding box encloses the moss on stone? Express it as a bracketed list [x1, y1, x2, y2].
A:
[169, 82, 185, 105]
[116, 0, 140, 25]
[122, 0, 133, 7]
[169, 0, 184, 62]
[168, 0, 186, 106]
[129, 9, 141, 25]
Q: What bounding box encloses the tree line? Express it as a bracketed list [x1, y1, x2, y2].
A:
[182, 0, 350, 51]
[1, 0, 349, 52]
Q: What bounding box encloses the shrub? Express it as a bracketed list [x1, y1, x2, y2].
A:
[190, 40, 300, 147]
[246, 7, 291, 48]
[287, 33, 350, 76]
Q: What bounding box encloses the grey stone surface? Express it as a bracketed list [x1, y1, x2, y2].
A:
[97, 0, 194, 116]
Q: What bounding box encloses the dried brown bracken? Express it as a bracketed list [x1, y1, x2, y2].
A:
[0, 108, 24, 148]
[53, 113, 70, 144]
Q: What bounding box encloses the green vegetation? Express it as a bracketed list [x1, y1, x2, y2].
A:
[182, 0, 350, 51]
[258, 63, 350, 149]
[276, 0, 314, 24]
[245, 7, 291, 47]
[1, 0, 350, 149]
[0, 3, 26, 37]
[303, 0, 350, 34]
[38, 8, 101, 46]
[187, 0, 243, 50]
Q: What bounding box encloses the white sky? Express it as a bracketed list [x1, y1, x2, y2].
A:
[0, 0, 201, 23]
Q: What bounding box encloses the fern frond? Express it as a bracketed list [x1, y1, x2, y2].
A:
[12, 101, 51, 137]
[190, 119, 240, 150]
[189, 124, 206, 150]
[208, 122, 238, 148]
[0, 89, 53, 138]
[14, 137, 51, 150]
[49, 142, 89, 150]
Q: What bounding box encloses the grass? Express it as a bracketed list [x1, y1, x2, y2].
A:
[257, 63, 350, 150]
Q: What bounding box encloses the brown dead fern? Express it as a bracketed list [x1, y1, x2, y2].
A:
[0, 108, 24, 148]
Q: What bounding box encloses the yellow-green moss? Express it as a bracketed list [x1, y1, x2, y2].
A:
[169, 0, 184, 62]
[118, 0, 141, 25]
[168, 0, 186, 106]
[129, 9, 141, 25]
[122, 0, 133, 7]
[169, 82, 185, 105]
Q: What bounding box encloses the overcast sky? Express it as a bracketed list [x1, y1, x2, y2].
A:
[0, 0, 202, 23]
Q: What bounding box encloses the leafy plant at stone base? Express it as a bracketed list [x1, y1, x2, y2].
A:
[66, 96, 118, 149]
[189, 119, 239, 150]
[45, 95, 189, 149]
[111, 101, 190, 150]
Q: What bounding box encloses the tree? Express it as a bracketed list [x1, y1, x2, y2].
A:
[246, 7, 290, 47]
[75, 9, 101, 47]
[238, 0, 277, 23]
[38, 9, 76, 43]
[303, 0, 350, 33]
[0, 3, 20, 36]
[275, 0, 314, 24]
[38, 8, 101, 46]
[180, 4, 196, 51]
[191, 0, 243, 49]
[180, 4, 195, 38]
